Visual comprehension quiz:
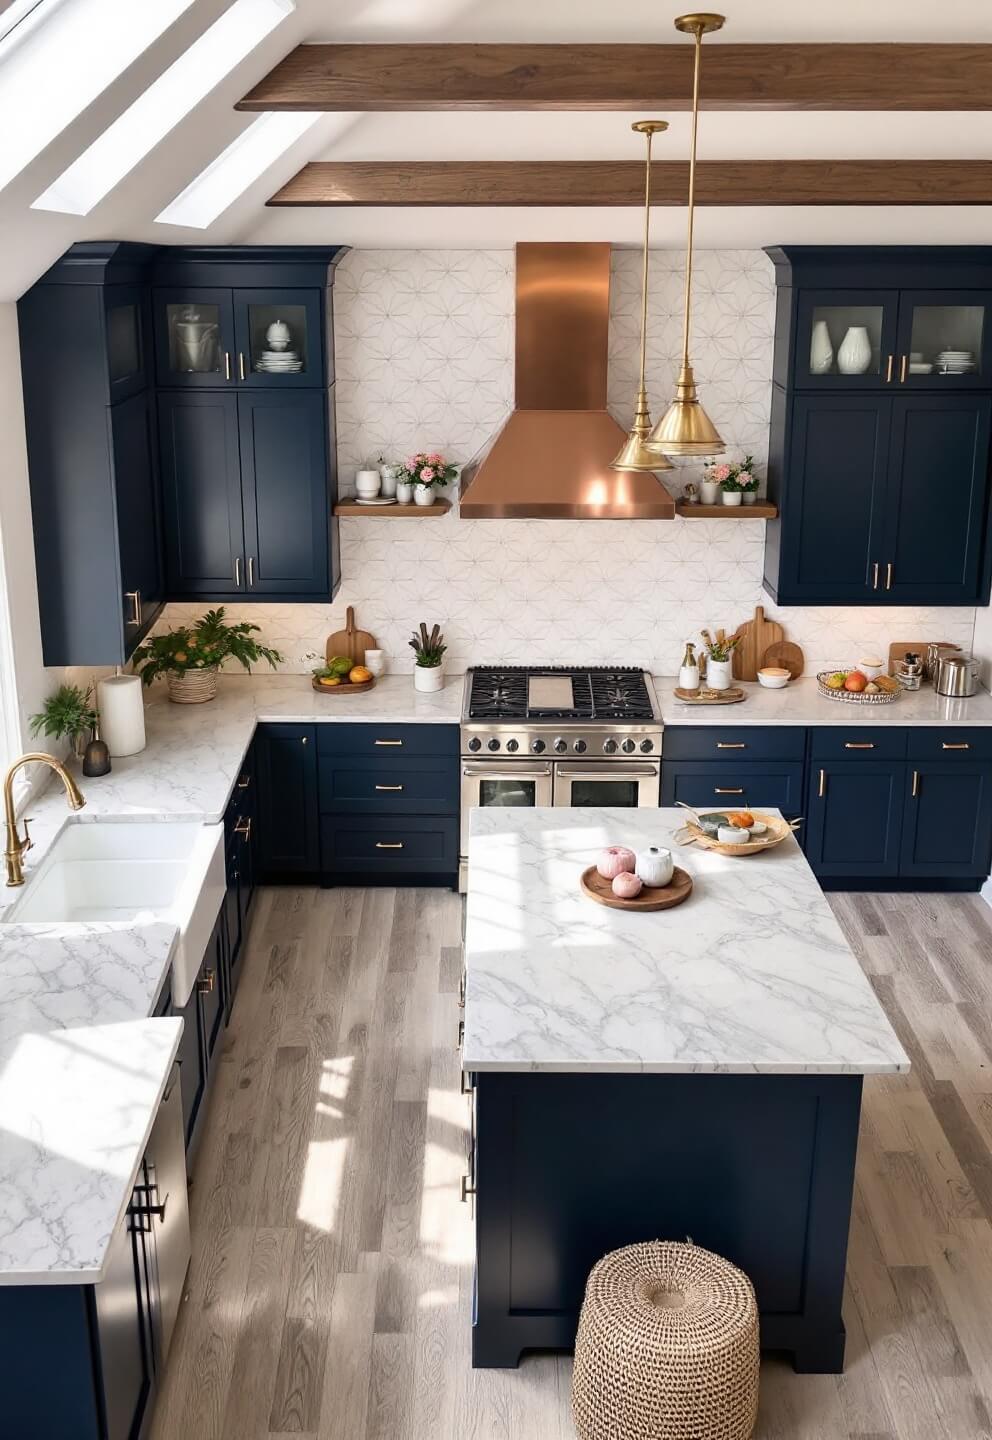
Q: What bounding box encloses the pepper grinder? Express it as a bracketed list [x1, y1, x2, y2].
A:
[679, 642, 700, 693]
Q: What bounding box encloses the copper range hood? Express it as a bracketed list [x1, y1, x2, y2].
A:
[458, 243, 675, 519]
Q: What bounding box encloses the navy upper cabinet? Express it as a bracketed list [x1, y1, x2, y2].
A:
[111, 391, 164, 640]
[234, 288, 324, 387]
[764, 247, 992, 608]
[239, 391, 330, 595]
[159, 392, 245, 596]
[153, 288, 236, 388]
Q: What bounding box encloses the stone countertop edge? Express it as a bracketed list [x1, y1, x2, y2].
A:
[656, 676, 992, 727]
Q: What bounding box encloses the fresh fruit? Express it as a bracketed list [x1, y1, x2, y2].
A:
[865, 682, 879, 694]
[349, 665, 372, 684]
[844, 671, 868, 693]
[874, 674, 899, 693]
[728, 811, 755, 830]
[612, 871, 643, 900]
[597, 846, 636, 880]
[328, 654, 353, 677]
[824, 672, 847, 690]
[317, 675, 342, 686]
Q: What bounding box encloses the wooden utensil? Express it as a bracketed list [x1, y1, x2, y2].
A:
[580, 864, 693, 912]
[325, 606, 376, 666]
[673, 685, 747, 705]
[761, 640, 805, 680]
[732, 605, 784, 681]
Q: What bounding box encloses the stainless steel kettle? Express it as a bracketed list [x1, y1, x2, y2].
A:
[934, 654, 980, 698]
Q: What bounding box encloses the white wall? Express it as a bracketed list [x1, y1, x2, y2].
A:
[159, 247, 978, 677]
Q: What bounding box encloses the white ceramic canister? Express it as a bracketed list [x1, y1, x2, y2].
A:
[378, 464, 399, 498]
[858, 655, 884, 680]
[706, 658, 734, 691]
[356, 469, 381, 498]
[364, 648, 385, 677]
[396, 480, 414, 504]
[699, 478, 720, 505]
[636, 846, 674, 887]
[414, 665, 444, 692]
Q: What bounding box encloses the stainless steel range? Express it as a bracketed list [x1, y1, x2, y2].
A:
[459, 665, 663, 886]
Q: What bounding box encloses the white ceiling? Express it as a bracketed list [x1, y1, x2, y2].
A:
[0, 0, 991, 301]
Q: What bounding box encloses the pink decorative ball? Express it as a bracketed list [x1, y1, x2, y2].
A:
[596, 846, 636, 880]
[612, 871, 643, 899]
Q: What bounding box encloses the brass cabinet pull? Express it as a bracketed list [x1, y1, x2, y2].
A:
[459, 1173, 476, 1203]
[247, 557, 254, 587]
[234, 557, 241, 587]
[885, 354, 894, 383]
[885, 562, 893, 590]
[716, 742, 746, 749]
[458, 971, 466, 1009]
[460, 1068, 473, 1094]
[376, 841, 404, 849]
[238, 351, 246, 381]
[124, 590, 141, 627]
[457, 1019, 465, 1048]
[819, 768, 827, 798]
[375, 784, 404, 791]
[237, 774, 251, 789]
[714, 787, 744, 795]
[912, 769, 920, 798]
[942, 742, 970, 750]
[375, 739, 403, 747]
[900, 354, 908, 383]
[233, 817, 251, 839]
[224, 351, 231, 381]
[872, 561, 880, 590]
[197, 968, 216, 995]
[301, 735, 308, 745]
[844, 742, 875, 750]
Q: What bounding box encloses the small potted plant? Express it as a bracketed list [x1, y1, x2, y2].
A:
[736, 455, 759, 505]
[397, 451, 458, 508]
[30, 683, 97, 759]
[700, 628, 741, 692]
[409, 622, 447, 692]
[132, 607, 282, 703]
[720, 473, 743, 508]
[700, 463, 729, 505]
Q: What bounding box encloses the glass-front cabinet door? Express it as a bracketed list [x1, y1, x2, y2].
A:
[104, 286, 148, 402]
[795, 289, 900, 388]
[233, 288, 324, 387]
[894, 291, 991, 388]
[153, 288, 236, 387]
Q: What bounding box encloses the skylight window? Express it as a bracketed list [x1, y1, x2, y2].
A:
[0, 0, 52, 50]
[156, 111, 320, 230]
[0, 0, 199, 192]
[32, 0, 295, 216]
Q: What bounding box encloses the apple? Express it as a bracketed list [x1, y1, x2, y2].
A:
[844, 671, 868, 693]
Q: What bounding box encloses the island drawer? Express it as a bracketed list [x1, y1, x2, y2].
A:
[662, 726, 805, 763]
[660, 761, 805, 817]
[810, 728, 907, 761]
[316, 723, 458, 760]
[906, 727, 992, 761]
[319, 759, 459, 815]
[321, 815, 459, 875]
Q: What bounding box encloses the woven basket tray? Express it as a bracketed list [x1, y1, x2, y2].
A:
[816, 671, 899, 704]
[675, 806, 800, 856]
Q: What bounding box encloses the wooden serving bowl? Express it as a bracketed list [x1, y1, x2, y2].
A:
[580, 865, 693, 912]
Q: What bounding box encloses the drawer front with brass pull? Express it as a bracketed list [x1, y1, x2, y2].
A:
[660, 760, 804, 819]
[907, 728, 992, 762]
[319, 759, 458, 815]
[320, 815, 459, 875]
[663, 726, 804, 763]
[317, 723, 458, 760]
[811, 727, 907, 762]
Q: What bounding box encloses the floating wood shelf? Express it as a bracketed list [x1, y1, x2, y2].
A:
[676, 501, 778, 520]
[333, 497, 452, 517]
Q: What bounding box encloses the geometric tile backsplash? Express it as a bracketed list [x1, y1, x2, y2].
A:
[159, 247, 978, 676]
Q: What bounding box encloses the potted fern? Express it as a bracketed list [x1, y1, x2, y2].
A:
[132, 607, 282, 703]
[409, 622, 447, 692]
[30, 683, 98, 759]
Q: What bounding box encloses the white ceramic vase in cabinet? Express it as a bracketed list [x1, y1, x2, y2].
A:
[809, 320, 834, 375]
[837, 326, 872, 376]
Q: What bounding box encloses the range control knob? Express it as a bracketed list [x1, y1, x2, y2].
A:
[468, 737, 482, 752]
[531, 738, 546, 754]
[573, 738, 587, 754]
[603, 738, 618, 754]
[621, 738, 636, 754]
[487, 737, 501, 752]
[553, 737, 568, 754]
[640, 738, 655, 753]
[506, 738, 519, 753]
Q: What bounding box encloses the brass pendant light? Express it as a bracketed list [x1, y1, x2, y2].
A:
[611, 119, 673, 473]
[648, 12, 726, 457]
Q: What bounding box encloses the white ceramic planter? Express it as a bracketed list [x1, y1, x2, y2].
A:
[721, 490, 743, 507]
[635, 846, 674, 888]
[838, 325, 872, 375]
[413, 485, 435, 508]
[378, 464, 399, 498]
[706, 658, 733, 691]
[414, 664, 444, 692]
[699, 478, 720, 505]
[396, 481, 413, 504]
[356, 469, 381, 499]
[742, 490, 757, 505]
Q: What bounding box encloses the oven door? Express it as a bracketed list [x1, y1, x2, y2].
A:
[553, 762, 660, 809]
[460, 761, 554, 876]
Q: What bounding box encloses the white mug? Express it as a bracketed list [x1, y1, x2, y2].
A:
[636, 846, 674, 888]
[364, 649, 385, 677]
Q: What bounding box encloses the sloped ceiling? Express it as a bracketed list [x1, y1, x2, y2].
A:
[1, 0, 991, 301]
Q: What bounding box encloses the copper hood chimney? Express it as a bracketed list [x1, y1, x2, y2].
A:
[458, 243, 675, 519]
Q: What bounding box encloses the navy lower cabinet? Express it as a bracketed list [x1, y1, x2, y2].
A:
[661, 726, 805, 820]
[805, 761, 905, 878]
[255, 724, 320, 878]
[174, 910, 227, 1156]
[224, 749, 257, 1004]
[901, 761, 992, 880]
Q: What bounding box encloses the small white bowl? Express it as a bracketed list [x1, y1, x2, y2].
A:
[717, 825, 751, 845]
[757, 667, 790, 690]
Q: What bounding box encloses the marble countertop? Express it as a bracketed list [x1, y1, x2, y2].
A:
[0, 1018, 182, 1285]
[656, 676, 992, 727]
[462, 807, 909, 1076]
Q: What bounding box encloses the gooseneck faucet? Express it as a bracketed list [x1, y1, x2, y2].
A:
[3, 753, 85, 886]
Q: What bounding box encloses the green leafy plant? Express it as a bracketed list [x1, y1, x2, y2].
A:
[409, 622, 447, 669]
[719, 475, 742, 494]
[132, 608, 282, 687]
[700, 628, 742, 664]
[30, 684, 97, 743]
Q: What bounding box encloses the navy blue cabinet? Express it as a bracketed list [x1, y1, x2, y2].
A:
[175, 911, 227, 1154]
[661, 726, 805, 821]
[805, 761, 905, 878]
[225, 750, 257, 1004]
[764, 247, 992, 608]
[901, 761, 992, 879]
[256, 724, 320, 877]
[239, 390, 330, 596]
[110, 390, 164, 645]
[159, 391, 244, 595]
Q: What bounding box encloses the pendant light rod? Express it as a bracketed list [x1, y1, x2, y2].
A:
[634, 119, 664, 401]
[680, 27, 703, 369]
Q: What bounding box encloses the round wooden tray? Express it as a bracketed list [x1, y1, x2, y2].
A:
[674, 685, 746, 705]
[675, 808, 799, 856]
[312, 676, 376, 695]
[580, 864, 693, 912]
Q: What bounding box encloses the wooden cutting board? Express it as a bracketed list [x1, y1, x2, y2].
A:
[761, 640, 805, 680]
[732, 605, 784, 681]
[325, 606, 376, 666]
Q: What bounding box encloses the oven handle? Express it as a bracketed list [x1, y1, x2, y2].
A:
[462, 762, 553, 778]
[555, 764, 659, 781]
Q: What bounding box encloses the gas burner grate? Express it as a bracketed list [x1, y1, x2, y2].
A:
[467, 669, 529, 719]
[467, 666, 655, 722]
[589, 670, 655, 721]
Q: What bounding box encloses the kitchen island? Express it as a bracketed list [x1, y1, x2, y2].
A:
[462, 808, 908, 1373]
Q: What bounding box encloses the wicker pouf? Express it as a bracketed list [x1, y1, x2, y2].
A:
[572, 1240, 759, 1440]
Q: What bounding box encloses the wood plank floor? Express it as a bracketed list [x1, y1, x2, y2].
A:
[150, 885, 992, 1440]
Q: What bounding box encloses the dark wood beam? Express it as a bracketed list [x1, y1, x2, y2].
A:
[269, 161, 992, 208]
[239, 43, 992, 113]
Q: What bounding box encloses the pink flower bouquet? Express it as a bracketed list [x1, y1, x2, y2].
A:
[398, 451, 459, 490]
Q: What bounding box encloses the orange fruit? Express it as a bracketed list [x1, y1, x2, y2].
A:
[728, 811, 755, 829]
[349, 665, 372, 684]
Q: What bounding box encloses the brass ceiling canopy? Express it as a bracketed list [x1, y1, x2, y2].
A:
[611, 119, 673, 474]
[459, 242, 675, 519]
[648, 11, 726, 458]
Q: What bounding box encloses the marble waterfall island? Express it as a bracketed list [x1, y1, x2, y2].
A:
[462, 808, 907, 1372]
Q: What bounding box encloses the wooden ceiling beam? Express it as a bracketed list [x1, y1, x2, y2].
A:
[239, 43, 992, 113]
[269, 161, 992, 209]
